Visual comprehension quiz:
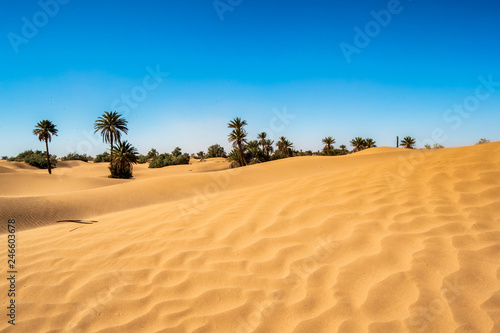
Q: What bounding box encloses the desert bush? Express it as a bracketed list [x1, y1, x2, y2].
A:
[1, 156, 7, 160]
[171, 147, 182, 157]
[94, 152, 110, 163]
[425, 144, 445, 149]
[149, 154, 172, 168]
[8, 150, 57, 169]
[320, 149, 345, 156]
[476, 138, 490, 145]
[206, 144, 227, 158]
[146, 148, 158, 159]
[173, 153, 190, 165]
[137, 155, 148, 164]
[270, 150, 288, 160]
[192, 151, 206, 160]
[149, 148, 190, 168]
[61, 152, 90, 162]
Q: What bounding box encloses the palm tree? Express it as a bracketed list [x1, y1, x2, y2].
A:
[257, 132, 267, 151]
[94, 111, 128, 160]
[340, 144, 347, 152]
[364, 138, 376, 148]
[227, 149, 241, 168]
[228, 117, 248, 166]
[350, 137, 366, 152]
[322, 137, 335, 151]
[33, 120, 58, 174]
[277, 136, 294, 157]
[264, 139, 274, 156]
[246, 140, 264, 164]
[400, 136, 416, 149]
[246, 140, 259, 150]
[109, 141, 138, 178]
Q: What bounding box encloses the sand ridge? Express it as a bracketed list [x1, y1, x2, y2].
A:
[0, 143, 499, 332]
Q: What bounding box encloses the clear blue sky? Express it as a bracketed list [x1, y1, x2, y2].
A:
[1, 0, 499, 157]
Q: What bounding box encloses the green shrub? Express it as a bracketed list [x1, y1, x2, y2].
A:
[206, 144, 227, 158]
[192, 151, 206, 160]
[146, 148, 158, 159]
[476, 138, 490, 145]
[171, 147, 182, 157]
[8, 150, 57, 169]
[137, 155, 148, 164]
[94, 152, 110, 163]
[320, 149, 345, 156]
[149, 148, 190, 168]
[1, 156, 7, 160]
[425, 144, 445, 149]
[61, 152, 90, 162]
[173, 153, 190, 165]
[271, 151, 288, 160]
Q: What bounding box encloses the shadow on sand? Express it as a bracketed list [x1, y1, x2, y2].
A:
[56, 219, 99, 225]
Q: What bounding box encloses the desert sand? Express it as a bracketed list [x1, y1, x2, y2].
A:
[1, 142, 499, 332]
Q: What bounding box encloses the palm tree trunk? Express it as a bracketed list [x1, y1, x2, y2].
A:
[110, 136, 113, 161]
[237, 142, 246, 166]
[45, 139, 51, 174]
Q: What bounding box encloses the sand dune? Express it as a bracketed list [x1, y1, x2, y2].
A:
[1, 143, 499, 332]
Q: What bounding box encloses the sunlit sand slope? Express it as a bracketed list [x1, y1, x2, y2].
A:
[0, 143, 499, 332]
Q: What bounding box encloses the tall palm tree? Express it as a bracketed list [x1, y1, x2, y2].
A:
[94, 111, 128, 160]
[228, 117, 247, 130]
[322, 137, 335, 151]
[350, 137, 366, 152]
[257, 132, 267, 151]
[264, 139, 274, 156]
[277, 136, 294, 157]
[400, 136, 416, 149]
[109, 141, 138, 178]
[33, 120, 58, 174]
[228, 117, 248, 166]
[364, 138, 376, 148]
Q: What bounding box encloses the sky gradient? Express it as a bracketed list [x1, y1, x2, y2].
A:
[1, 0, 499, 157]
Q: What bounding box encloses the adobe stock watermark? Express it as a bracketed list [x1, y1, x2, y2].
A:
[213, 0, 243, 21]
[177, 107, 295, 218]
[8, 0, 71, 54]
[64, 64, 168, 157]
[339, 0, 408, 64]
[261, 106, 296, 142]
[385, 74, 500, 190]
[110, 64, 169, 118]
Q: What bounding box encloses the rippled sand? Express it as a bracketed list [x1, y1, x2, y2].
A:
[1, 143, 499, 332]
